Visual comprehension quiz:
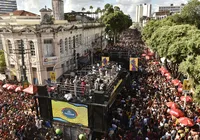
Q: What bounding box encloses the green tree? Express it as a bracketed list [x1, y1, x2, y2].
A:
[181, 0, 200, 28]
[0, 50, 6, 73]
[102, 4, 132, 43]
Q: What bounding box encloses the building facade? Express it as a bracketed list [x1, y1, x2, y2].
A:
[159, 4, 185, 14]
[0, 0, 17, 15]
[152, 11, 170, 20]
[0, 9, 106, 85]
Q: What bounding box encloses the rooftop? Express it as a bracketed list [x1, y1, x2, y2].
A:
[2, 10, 39, 17]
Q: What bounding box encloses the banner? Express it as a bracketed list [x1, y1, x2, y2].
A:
[183, 79, 191, 91]
[50, 71, 56, 82]
[43, 57, 58, 65]
[102, 57, 109, 66]
[129, 58, 138, 71]
[51, 100, 88, 127]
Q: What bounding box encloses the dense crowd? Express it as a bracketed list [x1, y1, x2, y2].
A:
[105, 29, 200, 140]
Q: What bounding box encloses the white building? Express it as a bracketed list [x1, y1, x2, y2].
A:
[0, 6, 106, 85]
[152, 11, 170, 20]
[135, 3, 152, 26]
[135, 3, 152, 22]
[159, 4, 185, 14]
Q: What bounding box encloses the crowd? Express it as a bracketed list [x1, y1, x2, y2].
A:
[106, 29, 200, 140]
[0, 81, 64, 139]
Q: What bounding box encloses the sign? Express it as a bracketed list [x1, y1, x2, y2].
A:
[50, 71, 56, 82]
[23, 80, 29, 89]
[43, 57, 58, 65]
[182, 79, 191, 91]
[129, 58, 138, 71]
[102, 56, 109, 66]
[51, 100, 88, 127]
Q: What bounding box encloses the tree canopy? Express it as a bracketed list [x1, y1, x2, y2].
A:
[101, 4, 132, 43]
[0, 50, 6, 73]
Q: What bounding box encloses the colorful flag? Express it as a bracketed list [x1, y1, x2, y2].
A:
[129, 58, 138, 71]
[102, 57, 109, 66]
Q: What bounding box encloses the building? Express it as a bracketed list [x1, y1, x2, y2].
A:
[52, 0, 64, 20]
[159, 4, 185, 14]
[135, 3, 152, 26]
[152, 11, 170, 20]
[0, 6, 106, 85]
[0, 0, 17, 15]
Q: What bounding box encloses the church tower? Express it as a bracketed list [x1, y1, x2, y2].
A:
[52, 0, 64, 20]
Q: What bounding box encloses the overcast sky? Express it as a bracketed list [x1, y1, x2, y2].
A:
[16, 0, 189, 21]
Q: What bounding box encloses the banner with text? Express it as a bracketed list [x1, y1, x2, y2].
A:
[51, 100, 88, 127]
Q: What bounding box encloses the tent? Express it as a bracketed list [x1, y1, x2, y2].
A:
[23, 85, 37, 94]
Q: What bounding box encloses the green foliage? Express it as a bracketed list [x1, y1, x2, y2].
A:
[101, 4, 132, 43]
[0, 50, 6, 73]
[181, 0, 200, 29]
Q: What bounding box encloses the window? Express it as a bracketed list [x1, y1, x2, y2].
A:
[69, 37, 71, 49]
[17, 40, 23, 51]
[30, 41, 35, 56]
[79, 34, 82, 45]
[44, 39, 54, 57]
[60, 39, 63, 54]
[65, 38, 68, 53]
[7, 40, 12, 54]
[76, 35, 78, 47]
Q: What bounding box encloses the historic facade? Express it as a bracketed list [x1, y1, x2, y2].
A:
[0, 9, 106, 85]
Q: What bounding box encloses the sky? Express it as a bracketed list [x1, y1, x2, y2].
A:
[16, 0, 189, 21]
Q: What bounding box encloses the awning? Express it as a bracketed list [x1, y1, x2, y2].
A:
[23, 85, 37, 94]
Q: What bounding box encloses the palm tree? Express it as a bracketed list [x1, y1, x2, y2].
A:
[81, 7, 85, 16]
[95, 7, 101, 19]
[89, 6, 93, 18]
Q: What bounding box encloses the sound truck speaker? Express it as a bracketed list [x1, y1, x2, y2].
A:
[37, 85, 48, 97]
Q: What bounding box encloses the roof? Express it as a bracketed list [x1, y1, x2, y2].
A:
[40, 8, 52, 12]
[2, 10, 39, 16]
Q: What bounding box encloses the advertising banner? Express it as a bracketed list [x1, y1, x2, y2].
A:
[50, 71, 56, 82]
[51, 100, 88, 127]
[43, 57, 58, 65]
[102, 56, 109, 67]
[183, 79, 191, 91]
[129, 57, 138, 71]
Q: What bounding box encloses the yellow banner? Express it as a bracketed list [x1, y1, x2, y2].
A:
[102, 57, 109, 66]
[52, 100, 88, 127]
[50, 71, 56, 82]
[129, 58, 138, 71]
[182, 79, 191, 91]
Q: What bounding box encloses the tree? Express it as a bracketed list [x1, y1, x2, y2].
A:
[181, 0, 200, 29]
[82, 7, 86, 12]
[101, 4, 132, 43]
[89, 6, 93, 18]
[0, 50, 6, 73]
[95, 7, 101, 19]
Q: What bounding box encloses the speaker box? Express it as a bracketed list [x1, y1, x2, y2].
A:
[37, 86, 48, 97]
[38, 98, 52, 120]
[94, 91, 105, 104]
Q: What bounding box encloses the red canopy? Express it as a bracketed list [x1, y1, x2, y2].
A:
[180, 96, 193, 102]
[169, 109, 184, 118]
[178, 87, 182, 93]
[166, 75, 172, 80]
[172, 79, 181, 86]
[152, 61, 159, 65]
[2, 84, 11, 89]
[164, 72, 171, 77]
[145, 55, 150, 60]
[23, 85, 37, 94]
[159, 66, 165, 71]
[15, 86, 23, 92]
[141, 53, 146, 57]
[178, 117, 194, 127]
[148, 52, 154, 56]
[7, 85, 17, 90]
[166, 102, 178, 109]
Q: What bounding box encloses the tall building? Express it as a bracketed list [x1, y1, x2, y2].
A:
[52, 0, 64, 20]
[0, 0, 17, 15]
[135, 3, 152, 26]
[159, 4, 185, 14]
